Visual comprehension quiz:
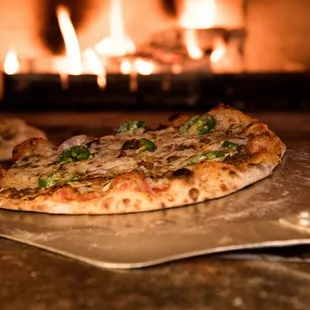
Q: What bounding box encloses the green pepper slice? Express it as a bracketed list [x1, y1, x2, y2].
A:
[38, 173, 79, 189]
[222, 140, 238, 148]
[58, 146, 90, 164]
[138, 138, 157, 152]
[114, 120, 148, 134]
[186, 151, 227, 166]
[38, 174, 58, 188]
[180, 113, 215, 135]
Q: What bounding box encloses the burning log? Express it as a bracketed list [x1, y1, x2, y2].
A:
[138, 27, 245, 71]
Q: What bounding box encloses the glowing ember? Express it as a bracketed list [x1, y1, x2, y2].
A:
[210, 38, 226, 63]
[56, 5, 82, 75]
[135, 59, 154, 75]
[120, 59, 138, 91]
[95, 0, 135, 57]
[84, 49, 106, 88]
[4, 49, 20, 75]
[171, 64, 183, 74]
[120, 59, 132, 74]
[120, 58, 154, 76]
[184, 29, 204, 60]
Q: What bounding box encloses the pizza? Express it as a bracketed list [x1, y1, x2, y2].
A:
[0, 104, 285, 215]
[0, 118, 46, 161]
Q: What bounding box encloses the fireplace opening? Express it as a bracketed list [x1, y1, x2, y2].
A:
[1, 0, 310, 111]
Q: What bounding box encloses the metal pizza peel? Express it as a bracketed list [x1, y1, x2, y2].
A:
[0, 141, 309, 269]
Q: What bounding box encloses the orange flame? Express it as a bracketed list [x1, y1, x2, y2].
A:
[84, 49, 106, 88]
[120, 58, 154, 76]
[56, 5, 82, 75]
[120, 59, 132, 74]
[180, 0, 217, 60]
[95, 0, 135, 57]
[4, 49, 20, 75]
[210, 38, 226, 64]
[184, 29, 204, 60]
[135, 59, 154, 75]
[180, 0, 216, 29]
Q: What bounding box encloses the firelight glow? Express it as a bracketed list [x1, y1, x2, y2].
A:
[94, 0, 135, 57]
[180, 0, 217, 29]
[180, 0, 217, 60]
[210, 38, 226, 63]
[184, 29, 204, 60]
[120, 58, 155, 76]
[120, 59, 132, 74]
[84, 49, 106, 88]
[94, 0, 154, 76]
[56, 5, 82, 75]
[134, 59, 154, 76]
[4, 49, 20, 75]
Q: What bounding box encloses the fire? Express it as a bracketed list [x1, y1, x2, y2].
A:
[184, 29, 204, 60]
[83, 49, 106, 88]
[210, 38, 226, 64]
[120, 58, 154, 76]
[180, 0, 217, 60]
[120, 59, 132, 74]
[120, 59, 137, 91]
[134, 59, 154, 76]
[95, 0, 135, 57]
[1, 0, 234, 82]
[93, 0, 153, 76]
[4, 49, 20, 75]
[56, 5, 82, 75]
[56, 5, 106, 88]
[180, 0, 217, 29]
[120, 58, 154, 92]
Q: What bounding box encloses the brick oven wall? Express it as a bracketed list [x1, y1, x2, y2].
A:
[0, 0, 43, 58]
[0, 0, 310, 72]
[245, 0, 310, 72]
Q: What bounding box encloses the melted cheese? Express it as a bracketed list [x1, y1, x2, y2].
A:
[2, 126, 248, 191]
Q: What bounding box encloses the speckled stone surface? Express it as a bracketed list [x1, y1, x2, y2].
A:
[1, 238, 310, 310]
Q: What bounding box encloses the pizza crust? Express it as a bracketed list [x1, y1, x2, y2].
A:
[0, 162, 272, 214]
[0, 118, 46, 161]
[0, 105, 286, 215]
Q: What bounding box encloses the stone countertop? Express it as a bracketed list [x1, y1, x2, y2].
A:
[1, 238, 310, 310]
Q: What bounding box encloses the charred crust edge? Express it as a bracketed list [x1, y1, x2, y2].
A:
[168, 113, 181, 122]
[171, 168, 194, 180]
[189, 188, 199, 202]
